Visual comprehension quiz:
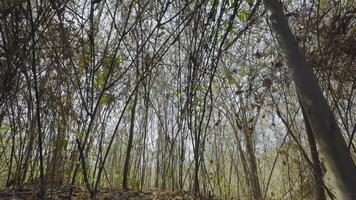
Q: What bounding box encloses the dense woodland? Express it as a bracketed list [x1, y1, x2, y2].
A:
[0, 0, 355, 199]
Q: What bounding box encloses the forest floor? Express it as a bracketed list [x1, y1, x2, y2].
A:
[0, 185, 224, 200]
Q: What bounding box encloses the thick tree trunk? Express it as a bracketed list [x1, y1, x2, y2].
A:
[263, 0, 356, 199]
[48, 116, 66, 186]
[237, 142, 250, 197]
[243, 128, 262, 200]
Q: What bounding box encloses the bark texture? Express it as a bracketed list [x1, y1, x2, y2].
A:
[263, 0, 356, 199]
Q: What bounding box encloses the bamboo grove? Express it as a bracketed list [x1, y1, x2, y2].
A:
[0, 0, 355, 199]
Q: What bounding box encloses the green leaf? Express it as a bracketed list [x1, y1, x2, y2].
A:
[102, 55, 123, 69]
[99, 94, 110, 104]
[0, 124, 10, 132]
[114, 56, 122, 65]
[237, 9, 250, 22]
[245, 0, 253, 6]
[173, 89, 181, 97]
[226, 73, 236, 85]
[209, 0, 214, 5]
[193, 96, 202, 106]
[95, 68, 109, 88]
[209, 0, 219, 7]
[138, 91, 145, 99]
[212, 85, 220, 93]
[239, 66, 246, 77]
[60, 138, 68, 149]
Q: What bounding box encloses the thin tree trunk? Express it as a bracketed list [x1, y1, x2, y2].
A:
[301, 104, 326, 200]
[122, 90, 139, 189]
[140, 97, 149, 191]
[6, 107, 16, 187]
[193, 129, 200, 194]
[263, 0, 356, 199]
[27, 0, 45, 197]
[155, 120, 161, 188]
[179, 131, 185, 190]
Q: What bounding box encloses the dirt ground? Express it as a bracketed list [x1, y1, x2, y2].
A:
[0, 185, 225, 200]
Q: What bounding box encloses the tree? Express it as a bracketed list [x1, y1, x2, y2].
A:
[1, 0, 355, 199]
[122, 89, 138, 189]
[263, 0, 356, 199]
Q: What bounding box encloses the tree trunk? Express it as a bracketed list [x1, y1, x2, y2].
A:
[48, 117, 65, 186]
[179, 132, 185, 190]
[155, 119, 162, 188]
[193, 129, 200, 194]
[237, 141, 250, 197]
[140, 96, 149, 191]
[301, 104, 326, 200]
[243, 128, 262, 200]
[122, 91, 138, 189]
[263, 0, 356, 199]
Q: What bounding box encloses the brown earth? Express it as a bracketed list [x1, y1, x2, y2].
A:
[0, 185, 225, 200]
